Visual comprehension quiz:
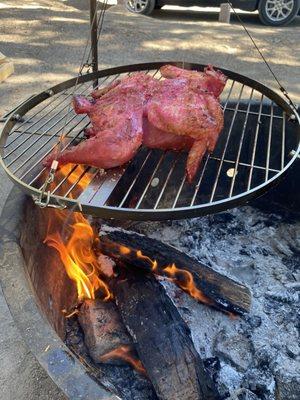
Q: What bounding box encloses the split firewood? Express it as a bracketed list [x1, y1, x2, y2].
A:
[97, 226, 251, 315]
[112, 267, 220, 400]
[78, 299, 132, 364]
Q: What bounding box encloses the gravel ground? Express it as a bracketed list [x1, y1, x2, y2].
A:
[0, 1, 299, 398]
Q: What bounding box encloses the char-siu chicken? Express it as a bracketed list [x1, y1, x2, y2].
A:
[44, 65, 227, 183]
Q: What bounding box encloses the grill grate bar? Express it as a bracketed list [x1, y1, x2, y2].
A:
[4, 83, 86, 149]
[210, 155, 280, 173]
[21, 119, 89, 182]
[209, 84, 245, 203]
[4, 83, 91, 154]
[225, 107, 283, 119]
[5, 86, 89, 163]
[247, 94, 264, 191]
[48, 164, 79, 193]
[229, 89, 254, 197]
[11, 112, 86, 174]
[4, 74, 122, 160]
[118, 150, 153, 207]
[135, 152, 166, 209]
[154, 154, 180, 209]
[63, 166, 92, 197]
[172, 174, 187, 208]
[265, 102, 274, 181]
[281, 111, 286, 170]
[190, 79, 236, 205]
[190, 155, 210, 206]
[10, 73, 125, 175]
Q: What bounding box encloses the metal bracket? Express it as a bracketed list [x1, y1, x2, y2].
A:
[33, 160, 66, 210]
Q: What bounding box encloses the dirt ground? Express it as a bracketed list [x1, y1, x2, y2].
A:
[0, 1, 299, 398]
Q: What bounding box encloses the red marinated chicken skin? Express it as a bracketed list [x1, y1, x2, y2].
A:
[146, 72, 225, 182]
[44, 73, 156, 168]
[160, 64, 227, 98]
[44, 65, 227, 182]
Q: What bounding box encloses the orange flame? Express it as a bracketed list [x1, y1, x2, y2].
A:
[163, 263, 213, 305]
[124, 246, 213, 306]
[100, 345, 146, 375]
[136, 250, 158, 272]
[58, 164, 93, 192]
[44, 211, 112, 302]
[119, 245, 131, 255]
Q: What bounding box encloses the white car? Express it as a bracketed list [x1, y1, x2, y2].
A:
[125, 0, 300, 26]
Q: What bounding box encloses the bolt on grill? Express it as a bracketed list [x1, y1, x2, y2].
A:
[0, 62, 299, 220]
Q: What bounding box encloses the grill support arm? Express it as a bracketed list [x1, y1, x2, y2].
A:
[90, 0, 98, 87]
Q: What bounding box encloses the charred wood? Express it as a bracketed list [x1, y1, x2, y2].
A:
[112, 268, 220, 400]
[97, 227, 251, 315]
[78, 299, 131, 364]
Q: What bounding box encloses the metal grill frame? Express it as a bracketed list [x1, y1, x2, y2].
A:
[0, 62, 299, 220]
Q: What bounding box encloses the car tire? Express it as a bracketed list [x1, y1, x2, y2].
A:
[125, 0, 156, 15]
[258, 0, 300, 26]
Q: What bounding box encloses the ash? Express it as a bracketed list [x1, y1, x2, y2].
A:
[128, 205, 300, 400]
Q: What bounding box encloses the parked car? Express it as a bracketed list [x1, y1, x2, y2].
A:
[125, 0, 300, 26]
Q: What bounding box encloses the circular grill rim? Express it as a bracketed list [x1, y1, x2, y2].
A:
[0, 61, 299, 220]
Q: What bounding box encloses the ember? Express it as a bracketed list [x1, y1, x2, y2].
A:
[100, 345, 147, 376]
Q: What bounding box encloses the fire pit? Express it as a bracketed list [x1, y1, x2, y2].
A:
[0, 170, 299, 399]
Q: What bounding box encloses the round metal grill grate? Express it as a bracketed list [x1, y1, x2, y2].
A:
[0, 62, 299, 220]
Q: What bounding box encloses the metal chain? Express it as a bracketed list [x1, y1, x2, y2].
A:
[227, 1, 297, 114]
[37, 1, 108, 208]
[84, 0, 109, 69]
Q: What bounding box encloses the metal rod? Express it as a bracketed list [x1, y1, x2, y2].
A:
[154, 154, 180, 209]
[135, 152, 166, 209]
[18, 117, 89, 179]
[265, 102, 274, 181]
[90, 0, 98, 88]
[27, 124, 88, 185]
[225, 107, 283, 119]
[190, 156, 210, 206]
[247, 94, 264, 191]
[4, 86, 85, 150]
[172, 173, 186, 209]
[228, 89, 254, 197]
[48, 164, 78, 193]
[64, 166, 91, 197]
[190, 80, 236, 206]
[209, 84, 245, 203]
[209, 155, 280, 173]
[281, 111, 286, 170]
[4, 83, 91, 161]
[118, 150, 153, 207]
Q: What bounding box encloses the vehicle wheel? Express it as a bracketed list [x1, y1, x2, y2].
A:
[125, 0, 156, 15]
[258, 0, 300, 26]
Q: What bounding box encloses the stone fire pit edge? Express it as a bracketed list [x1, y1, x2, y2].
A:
[0, 187, 119, 400]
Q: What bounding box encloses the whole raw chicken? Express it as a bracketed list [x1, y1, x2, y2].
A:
[44, 65, 227, 182]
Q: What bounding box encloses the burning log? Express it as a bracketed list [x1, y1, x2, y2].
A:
[112, 268, 220, 400]
[78, 299, 131, 364]
[97, 227, 251, 315]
